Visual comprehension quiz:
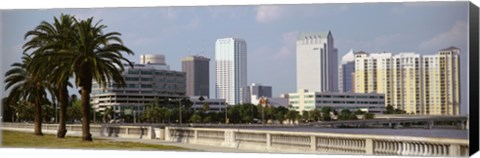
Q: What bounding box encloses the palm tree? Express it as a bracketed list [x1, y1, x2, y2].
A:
[23, 14, 77, 138]
[103, 107, 114, 123]
[4, 54, 49, 136]
[67, 17, 134, 141]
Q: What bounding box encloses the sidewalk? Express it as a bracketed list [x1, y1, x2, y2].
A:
[98, 136, 266, 153]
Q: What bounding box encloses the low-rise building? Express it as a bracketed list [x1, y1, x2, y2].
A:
[189, 96, 226, 112]
[263, 94, 289, 108]
[288, 89, 386, 114]
[91, 54, 186, 118]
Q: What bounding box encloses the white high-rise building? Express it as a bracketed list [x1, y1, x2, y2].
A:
[215, 38, 247, 105]
[296, 31, 338, 92]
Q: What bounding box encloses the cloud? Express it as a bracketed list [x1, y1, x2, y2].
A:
[419, 21, 468, 52]
[275, 31, 298, 59]
[255, 5, 285, 23]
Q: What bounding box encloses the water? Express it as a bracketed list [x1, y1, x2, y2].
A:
[239, 127, 468, 139]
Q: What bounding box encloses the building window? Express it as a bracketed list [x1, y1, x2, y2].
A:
[128, 70, 139, 75]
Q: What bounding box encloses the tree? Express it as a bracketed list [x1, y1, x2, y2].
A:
[300, 110, 310, 122]
[4, 99, 34, 122]
[202, 113, 213, 123]
[103, 107, 114, 123]
[142, 100, 162, 123]
[24, 14, 77, 138]
[320, 107, 333, 121]
[189, 112, 201, 123]
[265, 106, 276, 123]
[201, 103, 210, 113]
[286, 110, 300, 124]
[67, 100, 82, 123]
[238, 103, 257, 123]
[363, 113, 375, 120]
[4, 54, 49, 136]
[42, 102, 56, 123]
[274, 106, 289, 124]
[2, 97, 16, 122]
[385, 105, 394, 114]
[227, 105, 241, 123]
[65, 17, 134, 141]
[384, 105, 406, 114]
[309, 109, 321, 122]
[337, 109, 358, 120]
[354, 109, 366, 115]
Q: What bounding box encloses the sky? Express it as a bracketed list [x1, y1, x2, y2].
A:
[0, 2, 471, 115]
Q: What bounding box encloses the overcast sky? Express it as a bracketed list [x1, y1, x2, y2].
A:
[0, 2, 471, 115]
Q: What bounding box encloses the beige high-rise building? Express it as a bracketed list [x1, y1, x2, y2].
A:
[422, 47, 460, 115]
[354, 51, 394, 109]
[392, 53, 422, 114]
[354, 47, 460, 115]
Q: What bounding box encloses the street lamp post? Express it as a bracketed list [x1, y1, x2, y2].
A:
[169, 98, 182, 124]
[179, 99, 182, 124]
[225, 103, 228, 124]
[133, 106, 136, 124]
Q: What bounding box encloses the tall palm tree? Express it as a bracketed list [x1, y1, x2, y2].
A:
[67, 17, 134, 141]
[4, 54, 48, 136]
[23, 14, 77, 138]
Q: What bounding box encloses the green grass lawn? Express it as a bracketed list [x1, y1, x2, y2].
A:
[1, 130, 188, 151]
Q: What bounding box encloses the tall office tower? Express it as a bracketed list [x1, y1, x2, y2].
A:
[296, 31, 338, 92]
[182, 55, 210, 98]
[422, 47, 460, 115]
[354, 47, 460, 115]
[339, 49, 356, 92]
[243, 83, 272, 105]
[215, 38, 247, 105]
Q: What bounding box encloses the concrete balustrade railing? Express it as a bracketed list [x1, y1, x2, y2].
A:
[1, 122, 155, 139]
[1, 123, 468, 156]
[164, 127, 469, 156]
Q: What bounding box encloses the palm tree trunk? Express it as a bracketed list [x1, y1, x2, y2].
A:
[34, 99, 43, 136]
[57, 84, 68, 138]
[80, 84, 92, 141]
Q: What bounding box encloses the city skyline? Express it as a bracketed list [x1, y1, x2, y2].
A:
[0, 2, 470, 114]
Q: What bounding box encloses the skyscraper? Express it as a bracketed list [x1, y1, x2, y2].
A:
[354, 47, 460, 115]
[215, 38, 247, 105]
[339, 49, 355, 92]
[182, 55, 210, 97]
[296, 31, 338, 92]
